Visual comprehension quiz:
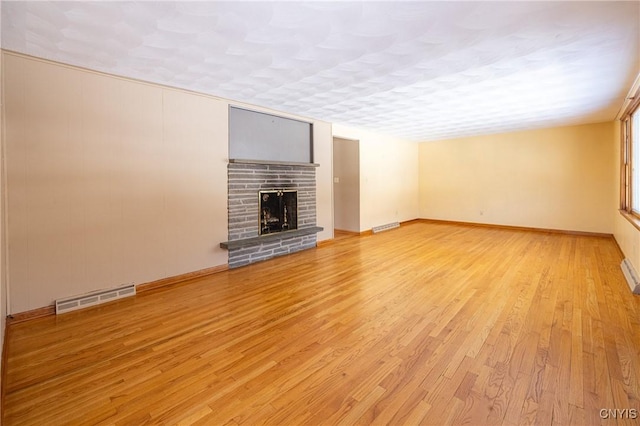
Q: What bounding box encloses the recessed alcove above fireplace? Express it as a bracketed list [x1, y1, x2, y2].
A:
[221, 159, 322, 268]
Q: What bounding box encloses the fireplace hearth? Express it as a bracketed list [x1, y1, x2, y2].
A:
[260, 190, 297, 235]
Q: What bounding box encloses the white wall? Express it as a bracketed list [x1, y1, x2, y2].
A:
[333, 137, 360, 232]
[3, 52, 333, 313]
[419, 122, 616, 234]
[332, 124, 419, 232]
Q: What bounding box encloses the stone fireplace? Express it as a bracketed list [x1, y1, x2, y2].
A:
[220, 160, 322, 268]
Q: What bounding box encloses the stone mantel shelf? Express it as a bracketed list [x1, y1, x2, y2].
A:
[220, 226, 324, 250]
[228, 159, 320, 167]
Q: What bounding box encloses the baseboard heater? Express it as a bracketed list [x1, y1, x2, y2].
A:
[620, 258, 640, 295]
[372, 221, 400, 234]
[55, 284, 136, 315]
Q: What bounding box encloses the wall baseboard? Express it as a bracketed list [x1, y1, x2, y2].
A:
[6, 264, 230, 324]
[334, 229, 374, 237]
[612, 237, 626, 259]
[335, 229, 359, 236]
[417, 218, 614, 239]
[7, 306, 56, 324]
[339, 218, 612, 239]
[137, 264, 229, 293]
[400, 219, 422, 227]
[316, 239, 334, 248]
[4, 220, 613, 324]
[1, 318, 10, 417]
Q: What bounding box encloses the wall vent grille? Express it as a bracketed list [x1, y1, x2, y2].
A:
[372, 222, 400, 234]
[55, 284, 136, 315]
[621, 259, 640, 295]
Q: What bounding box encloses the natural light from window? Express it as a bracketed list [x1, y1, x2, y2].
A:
[632, 110, 640, 213]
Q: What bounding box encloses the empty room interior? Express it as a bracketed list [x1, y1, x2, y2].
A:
[1, 1, 640, 425]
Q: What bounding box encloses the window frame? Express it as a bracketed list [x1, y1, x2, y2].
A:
[620, 90, 640, 227]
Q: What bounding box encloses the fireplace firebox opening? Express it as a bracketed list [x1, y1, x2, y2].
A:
[259, 190, 298, 235]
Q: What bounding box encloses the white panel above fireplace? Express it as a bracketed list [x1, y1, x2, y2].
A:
[229, 106, 313, 164]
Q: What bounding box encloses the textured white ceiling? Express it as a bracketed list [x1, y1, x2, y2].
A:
[2, 1, 639, 141]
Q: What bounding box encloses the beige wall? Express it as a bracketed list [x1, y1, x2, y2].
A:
[4, 49, 627, 315]
[419, 122, 616, 234]
[333, 137, 360, 232]
[312, 120, 334, 242]
[3, 52, 333, 313]
[0, 4, 5, 412]
[332, 124, 419, 232]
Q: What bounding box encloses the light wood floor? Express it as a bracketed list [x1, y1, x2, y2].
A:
[3, 222, 640, 425]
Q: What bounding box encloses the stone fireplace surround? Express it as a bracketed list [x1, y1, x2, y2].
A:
[221, 159, 322, 268]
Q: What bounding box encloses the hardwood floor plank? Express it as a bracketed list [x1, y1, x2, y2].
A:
[570, 308, 585, 409]
[501, 371, 531, 425]
[3, 223, 639, 425]
[450, 362, 496, 424]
